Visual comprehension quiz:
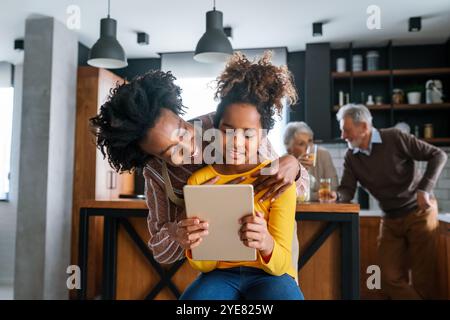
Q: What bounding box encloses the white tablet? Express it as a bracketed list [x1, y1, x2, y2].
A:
[183, 184, 257, 261]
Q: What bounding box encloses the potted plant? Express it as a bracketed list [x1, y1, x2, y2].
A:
[406, 84, 424, 105]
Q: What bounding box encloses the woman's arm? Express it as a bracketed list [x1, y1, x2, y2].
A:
[252, 137, 306, 202]
[144, 168, 185, 264]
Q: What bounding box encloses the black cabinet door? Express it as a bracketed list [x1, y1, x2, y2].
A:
[305, 43, 331, 140]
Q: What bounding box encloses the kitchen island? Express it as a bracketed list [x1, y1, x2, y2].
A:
[74, 200, 450, 300]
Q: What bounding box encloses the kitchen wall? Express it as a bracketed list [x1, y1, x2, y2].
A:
[321, 143, 450, 213]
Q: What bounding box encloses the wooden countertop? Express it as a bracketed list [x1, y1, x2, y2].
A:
[79, 199, 147, 209]
[297, 202, 360, 214]
[79, 199, 360, 214]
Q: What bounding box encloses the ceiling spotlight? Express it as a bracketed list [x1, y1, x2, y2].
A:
[14, 39, 24, 51]
[409, 17, 421, 32]
[313, 22, 322, 37]
[137, 32, 149, 45]
[223, 27, 232, 39]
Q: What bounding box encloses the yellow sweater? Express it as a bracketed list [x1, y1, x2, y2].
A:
[186, 161, 297, 279]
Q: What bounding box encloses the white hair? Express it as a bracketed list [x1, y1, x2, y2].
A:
[283, 121, 314, 147]
[336, 104, 373, 126]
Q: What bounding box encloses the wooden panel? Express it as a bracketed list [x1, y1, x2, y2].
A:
[115, 218, 346, 300]
[115, 217, 198, 300]
[437, 221, 450, 299]
[70, 67, 128, 299]
[359, 216, 388, 299]
[359, 217, 449, 300]
[71, 67, 103, 299]
[116, 217, 174, 300]
[297, 221, 341, 299]
[446, 225, 450, 299]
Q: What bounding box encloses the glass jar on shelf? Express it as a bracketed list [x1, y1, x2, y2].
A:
[424, 124, 434, 139]
[392, 89, 404, 104]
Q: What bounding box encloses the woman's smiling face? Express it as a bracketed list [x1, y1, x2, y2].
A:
[218, 103, 263, 165]
[139, 108, 199, 166]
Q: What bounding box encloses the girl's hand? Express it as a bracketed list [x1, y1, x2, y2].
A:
[239, 211, 274, 259]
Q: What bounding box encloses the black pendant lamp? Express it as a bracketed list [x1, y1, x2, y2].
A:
[194, 0, 233, 63]
[88, 0, 127, 69]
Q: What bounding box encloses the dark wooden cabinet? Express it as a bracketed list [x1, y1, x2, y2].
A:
[304, 43, 332, 141]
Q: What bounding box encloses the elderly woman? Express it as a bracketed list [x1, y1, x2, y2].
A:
[284, 122, 338, 201]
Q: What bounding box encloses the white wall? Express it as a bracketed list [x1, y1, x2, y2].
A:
[0, 64, 22, 286]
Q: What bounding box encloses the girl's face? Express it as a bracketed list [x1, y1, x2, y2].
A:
[218, 103, 263, 165]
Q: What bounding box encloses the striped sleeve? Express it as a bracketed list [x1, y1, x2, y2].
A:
[144, 167, 185, 264]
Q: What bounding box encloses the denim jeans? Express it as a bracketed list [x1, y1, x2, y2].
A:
[180, 267, 304, 300]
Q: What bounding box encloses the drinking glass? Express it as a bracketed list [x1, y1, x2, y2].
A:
[305, 144, 318, 167]
[318, 178, 332, 203]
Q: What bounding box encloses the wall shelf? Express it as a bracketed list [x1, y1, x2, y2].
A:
[332, 67, 450, 79]
[422, 138, 450, 145]
[333, 103, 450, 112]
[393, 68, 450, 77]
[333, 104, 391, 111]
[332, 70, 390, 78]
[393, 103, 450, 111]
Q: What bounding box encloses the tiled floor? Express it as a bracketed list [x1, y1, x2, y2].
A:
[0, 285, 13, 300]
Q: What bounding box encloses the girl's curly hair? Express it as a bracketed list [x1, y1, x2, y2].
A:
[214, 51, 298, 130]
[90, 70, 185, 173]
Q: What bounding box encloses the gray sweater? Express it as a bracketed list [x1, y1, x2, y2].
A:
[338, 128, 448, 218]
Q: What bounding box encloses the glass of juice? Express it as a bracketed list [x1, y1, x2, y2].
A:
[318, 178, 332, 203]
[306, 144, 318, 167]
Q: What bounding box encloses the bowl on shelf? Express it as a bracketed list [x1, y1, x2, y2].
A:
[407, 91, 421, 105]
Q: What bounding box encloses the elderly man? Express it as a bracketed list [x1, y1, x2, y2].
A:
[333, 104, 447, 299]
[284, 121, 338, 201]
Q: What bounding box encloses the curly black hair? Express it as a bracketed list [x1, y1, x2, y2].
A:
[90, 70, 185, 173]
[214, 51, 298, 130]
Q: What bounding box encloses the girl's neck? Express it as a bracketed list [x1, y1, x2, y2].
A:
[212, 162, 261, 175]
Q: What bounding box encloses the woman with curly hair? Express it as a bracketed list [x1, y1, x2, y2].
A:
[181, 52, 304, 300]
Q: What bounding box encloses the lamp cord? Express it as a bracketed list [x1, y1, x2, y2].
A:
[107, 0, 110, 17]
[213, 0, 216, 10]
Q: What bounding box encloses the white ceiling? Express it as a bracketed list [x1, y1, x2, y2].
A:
[1, 0, 449, 64]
